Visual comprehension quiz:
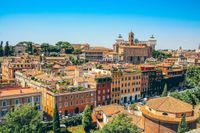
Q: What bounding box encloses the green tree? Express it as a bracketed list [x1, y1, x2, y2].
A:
[152, 50, 172, 60]
[4, 41, 10, 56]
[0, 104, 42, 133]
[72, 49, 82, 55]
[177, 114, 188, 133]
[55, 41, 74, 54]
[27, 42, 33, 54]
[82, 105, 93, 133]
[0, 41, 4, 56]
[41, 43, 50, 55]
[129, 103, 137, 110]
[186, 65, 200, 88]
[53, 104, 60, 133]
[161, 83, 168, 97]
[102, 113, 140, 133]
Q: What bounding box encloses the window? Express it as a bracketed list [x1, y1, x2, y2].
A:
[2, 100, 7, 107]
[16, 99, 19, 104]
[27, 98, 31, 103]
[103, 96, 105, 100]
[59, 96, 62, 102]
[36, 96, 39, 103]
[65, 102, 68, 107]
[98, 96, 101, 101]
[162, 112, 168, 116]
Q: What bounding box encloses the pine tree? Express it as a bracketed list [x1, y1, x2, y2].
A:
[0, 41, 3, 56]
[82, 105, 92, 133]
[161, 83, 168, 97]
[4, 41, 10, 56]
[177, 114, 188, 133]
[53, 104, 60, 133]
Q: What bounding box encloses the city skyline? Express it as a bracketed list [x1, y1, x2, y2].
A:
[0, 0, 200, 49]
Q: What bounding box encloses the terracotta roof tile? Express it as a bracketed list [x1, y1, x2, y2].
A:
[147, 96, 193, 113]
[0, 86, 39, 98]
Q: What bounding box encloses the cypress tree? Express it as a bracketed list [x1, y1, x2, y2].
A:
[177, 114, 188, 133]
[53, 104, 60, 133]
[82, 105, 92, 133]
[4, 41, 10, 56]
[161, 83, 168, 97]
[0, 41, 3, 56]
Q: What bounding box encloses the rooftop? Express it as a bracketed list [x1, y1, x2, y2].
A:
[146, 96, 193, 113]
[94, 104, 125, 116]
[0, 86, 40, 98]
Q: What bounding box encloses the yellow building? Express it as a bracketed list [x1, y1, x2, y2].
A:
[111, 68, 142, 104]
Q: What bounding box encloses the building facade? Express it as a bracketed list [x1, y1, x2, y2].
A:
[0, 86, 41, 119]
[113, 32, 153, 64]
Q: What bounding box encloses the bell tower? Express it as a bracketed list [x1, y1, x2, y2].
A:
[129, 31, 134, 46]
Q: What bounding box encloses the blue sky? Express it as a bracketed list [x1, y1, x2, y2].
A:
[0, 0, 200, 49]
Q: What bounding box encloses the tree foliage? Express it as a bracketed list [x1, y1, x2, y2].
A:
[0, 41, 4, 56]
[170, 66, 200, 105]
[4, 41, 10, 56]
[72, 49, 82, 55]
[152, 50, 172, 60]
[82, 105, 93, 133]
[0, 104, 42, 133]
[177, 114, 188, 133]
[170, 89, 200, 105]
[102, 113, 140, 133]
[161, 83, 168, 97]
[55, 41, 74, 54]
[62, 115, 82, 127]
[69, 56, 88, 65]
[129, 103, 137, 110]
[186, 65, 200, 88]
[53, 104, 60, 133]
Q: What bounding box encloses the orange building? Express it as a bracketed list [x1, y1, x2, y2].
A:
[0, 86, 41, 119]
[45, 87, 96, 117]
[111, 67, 142, 104]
